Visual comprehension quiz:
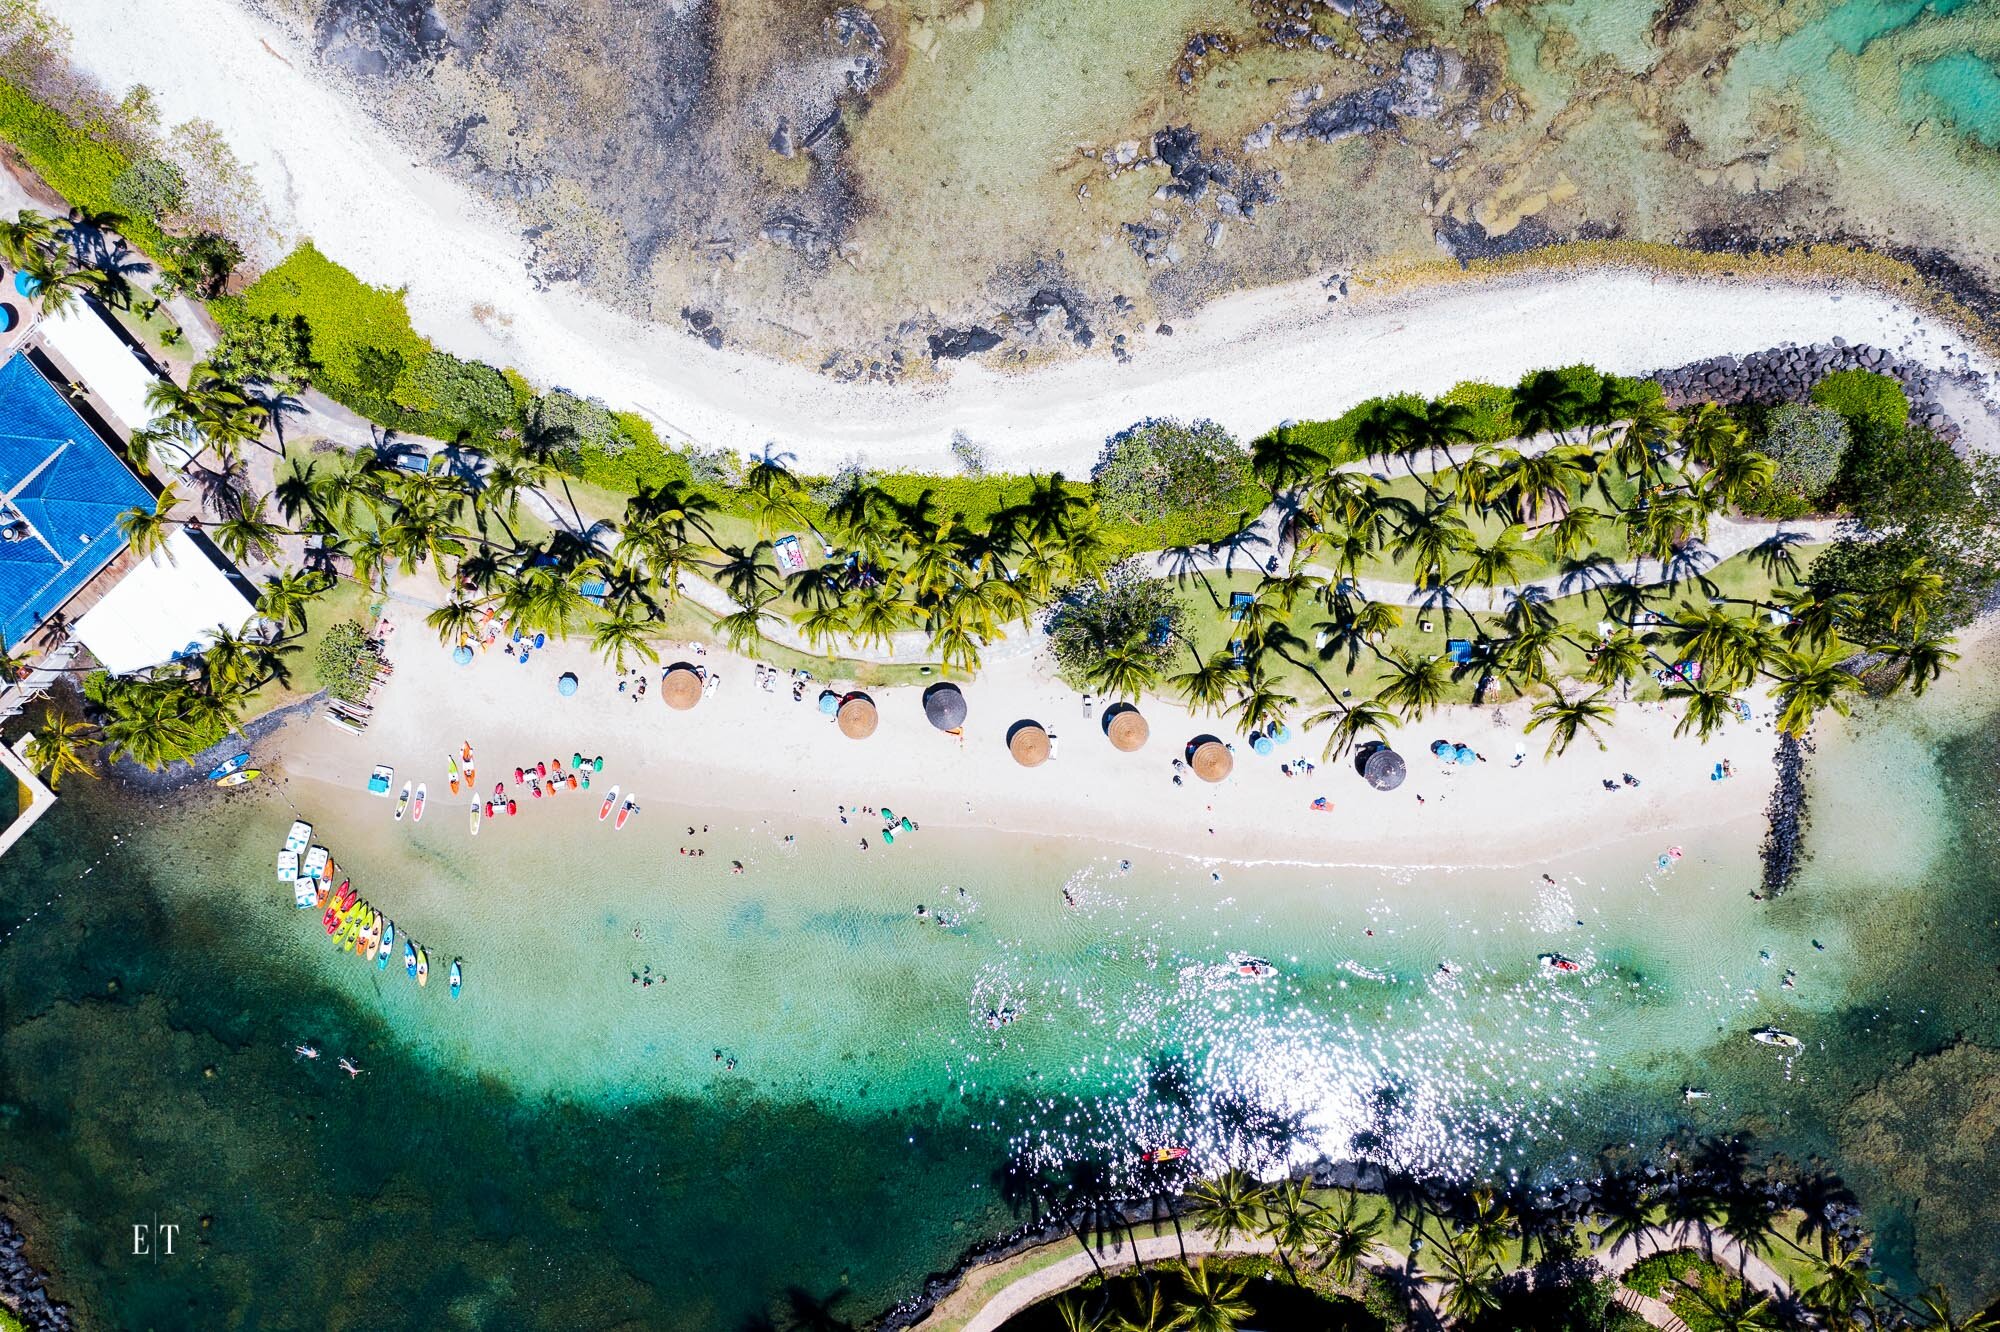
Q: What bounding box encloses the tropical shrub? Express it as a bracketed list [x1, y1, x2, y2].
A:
[405, 352, 516, 441]
[109, 156, 186, 222]
[1092, 417, 1255, 529]
[313, 620, 377, 703]
[205, 312, 314, 391]
[1758, 402, 1851, 504]
[1046, 560, 1190, 692]
[1441, 379, 1517, 440]
[1811, 368, 1908, 438]
[527, 387, 622, 454]
[0, 78, 168, 255]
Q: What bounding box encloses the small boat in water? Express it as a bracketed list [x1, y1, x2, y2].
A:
[405, 940, 417, 979]
[277, 849, 299, 883]
[1752, 1027, 1802, 1049]
[598, 786, 621, 822]
[1230, 954, 1278, 979]
[1540, 953, 1583, 974]
[416, 947, 429, 988]
[616, 797, 637, 830]
[216, 769, 260, 787]
[449, 959, 462, 999]
[1138, 1146, 1190, 1165]
[284, 820, 313, 853]
[378, 920, 394, 970]
[207, 751, 251, 781]
[394, 782, 412, 820]
[411, 783, 427, 822]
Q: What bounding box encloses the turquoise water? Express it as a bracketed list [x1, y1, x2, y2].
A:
[0, 634, 1997, 1327]
[1907, 52, 2000, 145]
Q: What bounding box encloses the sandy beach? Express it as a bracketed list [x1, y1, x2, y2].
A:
[278, 588, 1777, 874]
[39, 0, 2000, 475]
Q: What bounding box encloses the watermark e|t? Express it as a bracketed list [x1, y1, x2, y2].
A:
[132, 1217, 180, 1260]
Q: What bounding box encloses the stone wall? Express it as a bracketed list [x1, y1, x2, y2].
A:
[1651, 341, 1958, 441]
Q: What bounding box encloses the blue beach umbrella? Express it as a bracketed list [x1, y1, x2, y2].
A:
[1251, 734, 1273, 756]
[451, 645, 473, 665]
[1455, 745, 1476, 766]
[1269, 722, 1291, 744]
[1430, 739, 1453, 758]
[13, 270, 40, 297]
[818, 690, 840, 715]
[512, 627, 524, 643]
[533, 632, 547, 649]
[557, 672, 578, 697]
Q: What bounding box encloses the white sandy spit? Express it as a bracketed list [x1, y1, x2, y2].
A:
[44, 0, 2000, 473]
[279, 581, 1780, 875]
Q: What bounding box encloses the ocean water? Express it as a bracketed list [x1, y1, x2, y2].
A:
[0, 633, 1996, 1328]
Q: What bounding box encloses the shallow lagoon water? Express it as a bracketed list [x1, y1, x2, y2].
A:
[0, 635, 1996, 1327]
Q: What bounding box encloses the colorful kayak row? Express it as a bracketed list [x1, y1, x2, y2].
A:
[279, 819, 462, 999]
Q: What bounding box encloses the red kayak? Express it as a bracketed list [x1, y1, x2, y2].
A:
[507, 800, 518, 816]
[322, 908, 338, 934]
[485, 802, 495, 818]
[514, 767, 524, 784]
[536, 761, 546, 777]
[1139, 1146, 1190, 1164]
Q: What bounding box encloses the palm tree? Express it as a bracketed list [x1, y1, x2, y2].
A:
[1169, 651, 1241, 718]
[118, 483, 182, 561]
[1769, 647, 1861, 736]
[1665, 678, 1736, 741]
[1459, 524, 1530, 602]
[1305, 1189, 1383, 1287]
[1873, 632, 1958, 697]
[1907, 1287, 1999, 1332]
[1169, 1260, 1253, 1332]
[25, 709, 100, 789]
[1544, 503, 1602, 561]
[1390, 500, 1471, 586]
[1228, 660, 1296, 737]
[1425, 1232, 1501, 1323]
[847, 586, 909, 655]
[256, 569, 328, 636]
[1051, 1294, 1108, 1332]
[98, 681, 196, 770]
[1877, 556, 1946, 634]
[1305, 698, 1393, 763]
[1374, 649, 1450, 721]
[1525, 689, 1614, 757]
[1256, 1179, 1317, 1285]
[212, 492, 284, 564]
[793, 602, 852, 657]
[1250, 425, 1330, 494]
[715, 598, 775, 655]
[0, 208, 60, 266]
[1583, 631, 1646, 692]
[425, 598, 483, 647]
[1510, 368, 1587, 444]
[1677, 402, 1745, 469]
[1187, 1171, 1264, 1251]
[592, 611, 660, 671]
[1684, 1268, 1777, 1332]
[1798, 1239, 1881, 1332]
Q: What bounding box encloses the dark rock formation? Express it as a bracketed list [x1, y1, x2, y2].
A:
[1759, 732, 1813, 898]
[1652, 343, 1957, 440]
[927, 327, 1002, 362]
[1283, 48, 1446, 144]
[1150, 126, 1279, 214]
[0, 1215, 73, 1331]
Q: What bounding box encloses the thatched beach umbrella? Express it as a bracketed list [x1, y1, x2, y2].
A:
[1008, 721, 1050, 768]
[1104, 705, 1149, 753]
[923, 682, 967, 732]
[1361, 746, 1407, 792]
[1189, 739, 1232, 783]
[661, 664, 703, 711]
[837, 693, 879, 740]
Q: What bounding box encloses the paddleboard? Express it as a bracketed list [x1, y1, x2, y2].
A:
[598, 786, 620, 821]
[394, 782, 412, 820]
[412, 783, 427, 823]
[405, 940, 417, 978]
[616, 797, 635, 830]
[470, 798, 482, 836]
[448, 959, 462, 999]
[216, 768, 260, 787]
[416, 948, 429, 988]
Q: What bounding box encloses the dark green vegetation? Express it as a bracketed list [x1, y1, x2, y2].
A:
[1046, 564, 1187, 695]
[1000, 1147, 1998, 1332]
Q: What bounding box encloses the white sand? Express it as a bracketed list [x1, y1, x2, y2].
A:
[44, 0, 2000, 474]
[280, 584, 1778, 873]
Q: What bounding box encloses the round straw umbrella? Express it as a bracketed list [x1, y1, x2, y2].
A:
[923, 682, 967, 731]
[1104, 706, 1149, 753]
[1362, 747, 1407, 791]
[660, 664, 703, 711]
[1008, 722, 1050, 768]
[837, 693, 879, 740]
[1189, 739, 1232, 783]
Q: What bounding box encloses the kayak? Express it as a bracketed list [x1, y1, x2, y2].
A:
[216, 769, 260, 787]
[616, 797, 636, 830]
[507, 800, 517, 816]
[448, 959, 462, 999]
[394, 781, 412, 821]
[206, 751, 251, 781]
[405, 940, 417, 979]
[1230, 954, 1277, 979]
[470, 799, 482, 836]
[378, 920, 394, 970]
[598, 786, 621, 822]
[1540, 953, 1583, 974]
[1139, 1146, 1190, 1164]
[494, 782, 505, 799]
[514, 767, 524, 784]
[447, 755, 462, 795]
[365, 916, 381, 963]
[416, 947, 429, 988]
[1752, 1027, 1802, 1049]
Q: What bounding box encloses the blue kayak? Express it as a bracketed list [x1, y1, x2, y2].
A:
[404, 940, 417, 978]
[206, 751, 251, 781]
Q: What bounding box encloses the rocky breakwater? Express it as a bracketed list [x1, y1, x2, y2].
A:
[0, 1216, 71, 1331]
[1653, 342, 1960, 442]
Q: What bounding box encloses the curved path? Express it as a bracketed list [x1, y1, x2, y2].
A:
[924, 1221, 1792, 1332]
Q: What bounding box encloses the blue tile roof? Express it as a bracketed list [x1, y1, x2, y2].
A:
[0, 354, 153, 650]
